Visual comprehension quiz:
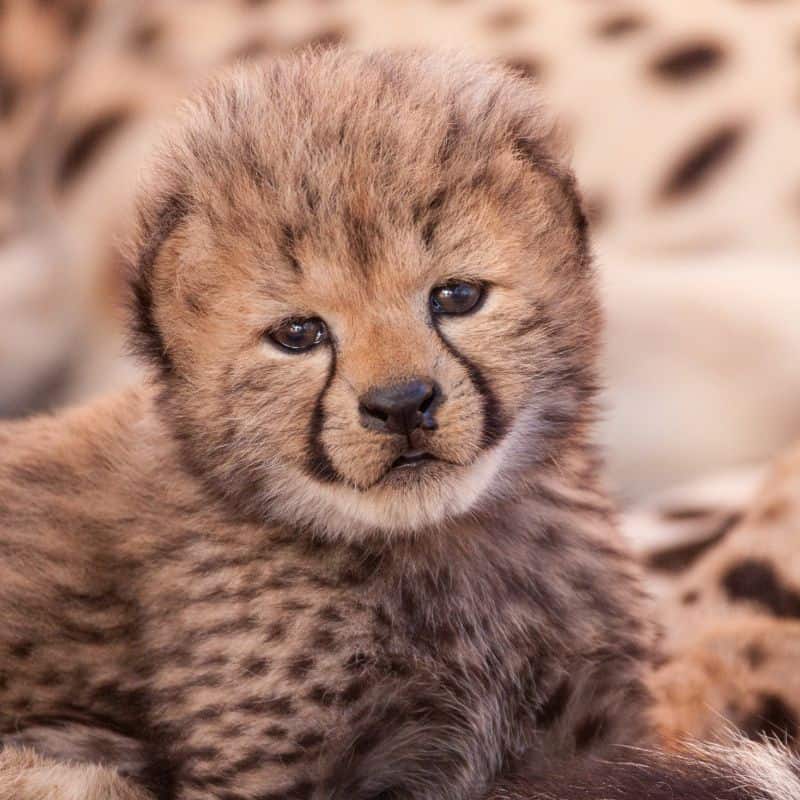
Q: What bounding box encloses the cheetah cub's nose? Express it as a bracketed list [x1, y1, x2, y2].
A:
[359, 378, 440, 435]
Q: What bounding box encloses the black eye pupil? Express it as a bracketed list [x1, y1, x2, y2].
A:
[269, 318, 327, 351]
[431, 282, 483, 315]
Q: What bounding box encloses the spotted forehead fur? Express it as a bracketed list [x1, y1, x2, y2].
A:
[130, 49, 587, 376]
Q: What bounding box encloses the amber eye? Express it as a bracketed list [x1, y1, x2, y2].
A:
[268, 318, 328, 352]
[430, 282, 484, 315]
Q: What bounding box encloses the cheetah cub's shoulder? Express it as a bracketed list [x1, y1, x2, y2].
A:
[0, 51, 654, 800]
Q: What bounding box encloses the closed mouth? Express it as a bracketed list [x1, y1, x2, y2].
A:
[391, 449, 437, 470]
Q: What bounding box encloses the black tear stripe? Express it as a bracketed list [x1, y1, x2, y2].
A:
[306, 348, 341, 482]
[433, 322, 507, 449]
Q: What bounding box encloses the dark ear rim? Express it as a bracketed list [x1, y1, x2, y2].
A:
[512, 134, 591, 267]
[126, 191, 191, 379]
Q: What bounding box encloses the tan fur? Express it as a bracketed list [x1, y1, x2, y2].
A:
[623, 441, 800, 752]
[0, 52, 656, 800]
[0, 747, 150, 800]
[2, 42, 799, 800]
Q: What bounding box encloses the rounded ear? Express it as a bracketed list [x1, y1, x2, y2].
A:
[126, 190, 191, 378]
[538, 114, 574, 165]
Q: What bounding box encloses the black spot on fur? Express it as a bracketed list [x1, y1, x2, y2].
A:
[302, 27, 347, 50]
[660, 506, 717, 521]
[191, 707, 222, 722]
[243, 656, 271, 676]
[63, 1, 91, 36]
[307, 684, 336, 707]
[651, 41, 726, 82]
[722, 559, 800, 618]
[317, 605, 344, 624]
[309, 627, 336, 650]
[228, 36, 273, 61]
[742, 693, 798, 743]
[646, 513, 741, 572]
[681, 589, 700, 605]
[281, 598, 311, 613]
[345, 651, 371, 673]
[200, 616, 259, 637]
[238, 694, 294, 717]
[339, 677, 369, 705]
[128, 20, 163, 51]
[595, 14, 647, 39]
[266, 748, 306, 766]
[264, 723, 288, 739]
[660, 123, 745, 199]
[287, 654, 315, 682]
[9, 640, 34, 659]
[502, 56, 543, 81]
[743, 642, 768, 669]
[57, 110, 131, 188]
[265, 620, 287, 642]
[484, 7, 526, 32]
[296, 730, 324, 749]
[0, 72, 19, 118]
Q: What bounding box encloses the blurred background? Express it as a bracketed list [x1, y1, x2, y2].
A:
[2, 0, 799, 506]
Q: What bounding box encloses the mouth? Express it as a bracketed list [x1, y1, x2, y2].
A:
[390, 449, 438, 470]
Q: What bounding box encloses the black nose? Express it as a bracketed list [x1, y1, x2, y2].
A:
[359, 379, 440, 435]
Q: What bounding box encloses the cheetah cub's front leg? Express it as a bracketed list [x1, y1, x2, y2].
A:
[0, 747, 153, 800]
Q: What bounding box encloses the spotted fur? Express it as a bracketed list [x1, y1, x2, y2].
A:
[624, 441, 800, 755]
[0, 51, 658, 800]
[2, 46, 798, 800]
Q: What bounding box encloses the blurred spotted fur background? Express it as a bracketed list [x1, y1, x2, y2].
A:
[2, 0, 800, 753]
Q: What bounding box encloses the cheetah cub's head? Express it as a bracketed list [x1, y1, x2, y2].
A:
[130, 51, 599, 538]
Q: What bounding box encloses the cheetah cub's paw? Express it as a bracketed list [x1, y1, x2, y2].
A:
[0, 747, 153, 800]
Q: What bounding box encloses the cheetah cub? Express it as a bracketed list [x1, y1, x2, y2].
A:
[1, 51, 798, 800]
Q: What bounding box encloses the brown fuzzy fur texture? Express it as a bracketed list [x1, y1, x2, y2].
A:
[0, 747, 152, 800]
[0, 50, 794, 800]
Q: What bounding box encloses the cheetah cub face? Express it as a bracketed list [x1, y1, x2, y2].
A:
[131, 51, 599, 537]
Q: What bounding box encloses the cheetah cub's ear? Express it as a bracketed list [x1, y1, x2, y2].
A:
[127, 50, 599, 539]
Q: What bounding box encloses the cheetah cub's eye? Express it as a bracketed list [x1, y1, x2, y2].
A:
[430, 282, 485, 316]
[268, 318, 329, 352]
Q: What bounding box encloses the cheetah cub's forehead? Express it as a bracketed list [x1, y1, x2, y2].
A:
[131, 50, 600, 538]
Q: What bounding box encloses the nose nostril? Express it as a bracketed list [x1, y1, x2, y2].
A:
[359, 403, 389, 422]
[419, 389, 436, 415]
